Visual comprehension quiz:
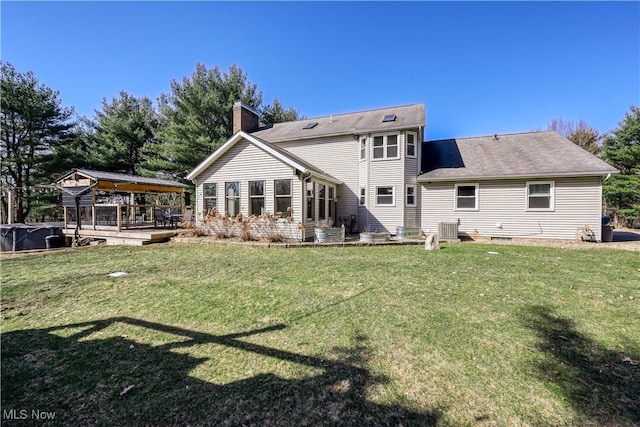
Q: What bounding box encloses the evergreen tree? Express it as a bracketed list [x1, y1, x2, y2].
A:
[86, 91, 157, 175]
[1, 62, 75, 223]
[602, 106, 640, 227]
[261, 98, 301, 125]
[148, 63, 263, 181]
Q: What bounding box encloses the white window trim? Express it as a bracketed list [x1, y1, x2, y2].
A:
[526, 181, 555, 211]
[406, 185, 417, 207]
[359, 187, 366, 206]
[406, 131, 417, 158]
[202, 182, 218, 211]
[318, 183, 326, 220]
[375, 185, 395, 206]
[249, 180, 265, 216]
[359, 138, 366, 161]
[454, 183, 479, 211]
[225, 181, 240, 216]
[371, 133, 400, 161]
[274, 179, 292, 218]
[328, 186, 335, 219]
[305, 180, 315, 220]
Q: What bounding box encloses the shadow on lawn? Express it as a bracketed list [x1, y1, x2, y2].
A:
[2, 317, 438, 426]
[523, 306, 640, 426]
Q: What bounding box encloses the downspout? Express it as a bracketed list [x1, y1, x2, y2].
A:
[602, 173, 612, 234]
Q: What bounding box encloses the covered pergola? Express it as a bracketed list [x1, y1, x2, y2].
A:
[56, 168, 190, 232]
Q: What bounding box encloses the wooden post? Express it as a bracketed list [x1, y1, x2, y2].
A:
[73, 194, 81, 247]
[6, 188, 15, 224]
[92, 188, 96, 230]
[117, 203, 122, 232]
[129, 192, 135, 226]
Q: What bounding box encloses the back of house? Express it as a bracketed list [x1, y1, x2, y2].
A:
[187, 102, 617, 241]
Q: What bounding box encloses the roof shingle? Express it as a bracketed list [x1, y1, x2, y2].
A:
[418, 131, 618, 181]
[252, 104, 425, 142]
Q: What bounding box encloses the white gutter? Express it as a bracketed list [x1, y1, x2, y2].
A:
[417, 169, 620, 183]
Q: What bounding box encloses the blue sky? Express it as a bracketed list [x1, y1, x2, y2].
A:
[2, 1, 638, 140]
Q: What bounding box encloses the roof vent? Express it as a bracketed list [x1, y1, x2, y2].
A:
[494, 134, 499, 140]
[303, 122, 318, 129]
[382, 114, 397, 123]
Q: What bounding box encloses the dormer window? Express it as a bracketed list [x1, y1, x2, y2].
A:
[382, 114, 396, 122]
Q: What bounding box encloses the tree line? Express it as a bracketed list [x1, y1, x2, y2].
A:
[539, 113, 640, 228]
[1, 61, 638, 227]
[1, 61, 300, 223]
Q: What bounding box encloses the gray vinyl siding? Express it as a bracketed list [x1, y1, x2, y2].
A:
[366, 133, 405, 233]
[195, 179, 204, 222]
[357, 141, 368, 231]
[420, 176, 604, 240]
[195, 138, 301, 224]
[404, 206, 419, 228]
[277, 135, 359, 225]
[404, 130, 420, 228]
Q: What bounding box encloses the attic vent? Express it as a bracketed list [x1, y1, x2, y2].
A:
[303, 122, 318, 129]
[382, 114, 397, 122]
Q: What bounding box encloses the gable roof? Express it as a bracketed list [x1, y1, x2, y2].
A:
[418, 131, 618, 182]
[252, 104, 425, 143]
[186, 131, 342, 184]
[58, 168, 189, 189]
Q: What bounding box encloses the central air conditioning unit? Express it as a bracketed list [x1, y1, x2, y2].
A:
[438, 222, 460, 241]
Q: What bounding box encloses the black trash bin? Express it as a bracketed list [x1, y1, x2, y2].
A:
[601, 225, 614, 242]
[45, 235, 61, 249]
[601, 215, 614, 242]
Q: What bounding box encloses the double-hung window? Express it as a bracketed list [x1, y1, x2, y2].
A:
[360, 138, 366, 161]
[328, 187, 334, 218]
[306, 180, 314, 220]
[372, 134, 399, 160]
[318, 184, 326, 219]
[455, 184, 478, 210]
[225, 182, 240, 216]
[204, 183, 217, 212]
[274, 179, 292, 217]
[526, 181, 554, 211]
[406, 132, 417, 158]
[375, 186, 395, 206]
[406, 185, 416, 206]
[359, 187, 366, 206]
[249, 181, 265, 216]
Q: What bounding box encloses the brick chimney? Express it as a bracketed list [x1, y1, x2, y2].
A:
[232, 101, 259, 134]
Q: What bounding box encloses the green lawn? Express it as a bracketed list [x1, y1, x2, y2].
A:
[2, 243, 639, 426]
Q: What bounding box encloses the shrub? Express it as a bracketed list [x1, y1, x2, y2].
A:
[201, 208, 303, 242]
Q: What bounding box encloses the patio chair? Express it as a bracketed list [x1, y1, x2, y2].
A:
[182, 206, 194, 222]
[153, 207, 169, 228]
